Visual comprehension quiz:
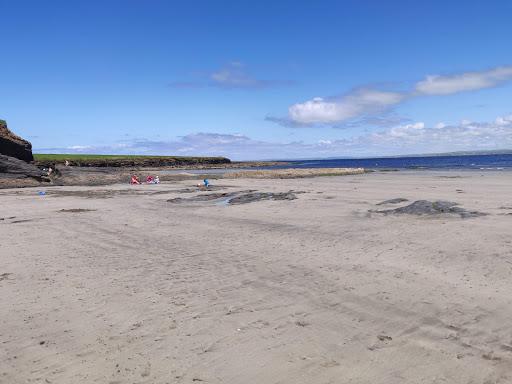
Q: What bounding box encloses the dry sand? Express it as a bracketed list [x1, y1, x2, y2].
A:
[1, 170, 512, 383]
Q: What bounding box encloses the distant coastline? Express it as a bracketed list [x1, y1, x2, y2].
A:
[32, 153, 291, 169]
[262, 149, 512, 162]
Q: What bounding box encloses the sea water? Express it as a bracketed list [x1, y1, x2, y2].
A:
[283, 154, 512, 171]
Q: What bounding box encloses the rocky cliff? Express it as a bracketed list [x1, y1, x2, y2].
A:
[0, 120, 48, 186]
[0, 120, 34, 162]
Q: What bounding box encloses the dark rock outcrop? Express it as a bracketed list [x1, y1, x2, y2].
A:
[228, 191, 298, 205]
[0, 120, 34, 162]
[373, 200, 486, 218]
[166, 190, 299, 205]
[167, 192, 237, 204]
[0, 154, 47, 181]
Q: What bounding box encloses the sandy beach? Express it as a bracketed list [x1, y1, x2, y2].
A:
[1, 170, 512, 383]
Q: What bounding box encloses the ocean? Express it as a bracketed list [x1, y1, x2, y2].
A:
[282, 154, 512, 171]
[160, 153, 512, 175]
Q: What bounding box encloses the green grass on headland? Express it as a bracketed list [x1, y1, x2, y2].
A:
[34, 154, 231, 167]
[34, 154, 230, 161]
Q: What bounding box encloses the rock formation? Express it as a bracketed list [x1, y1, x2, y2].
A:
[0, 120, 48, 186]
[0, 120, 34, 162]
[0, 154, 46, 179]
[372, 200, 487, 218]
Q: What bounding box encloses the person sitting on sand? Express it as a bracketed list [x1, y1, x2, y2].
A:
[146, 175, 154, 184]
[203, 178, 210, 188]
[154, 176, 160, 184]
[130, 175, 141, 185]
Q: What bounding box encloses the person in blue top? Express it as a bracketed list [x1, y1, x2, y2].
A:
[203, 178, 210, 188]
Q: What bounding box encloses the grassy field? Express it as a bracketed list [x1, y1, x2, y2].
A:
[33, 154, 231, 167]
[33, 154, 228, 161]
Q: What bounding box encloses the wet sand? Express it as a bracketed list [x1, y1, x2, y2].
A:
[1, 170, 512, 383]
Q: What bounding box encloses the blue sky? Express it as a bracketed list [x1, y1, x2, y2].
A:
[1, 0, 512, 160]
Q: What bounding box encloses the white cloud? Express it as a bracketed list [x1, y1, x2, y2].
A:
[35, 114, 512, 160]
[368, 115, 512, 151]
[170, 62, 293, 89]
[288, 89, 404, 125]
[387, 122, 425, 138]
[271, 65, 512, 127]
[210, 63, 258, 88]
[415, 66, 512, 95]
[67, 145, 91, 151]
[495, 115, 512, 126]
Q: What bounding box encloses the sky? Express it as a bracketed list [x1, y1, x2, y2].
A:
[1, 0, 512, 160]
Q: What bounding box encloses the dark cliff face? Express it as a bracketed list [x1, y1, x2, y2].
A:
[0, 120, 46, 185]
[0, 120, 34, 162]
